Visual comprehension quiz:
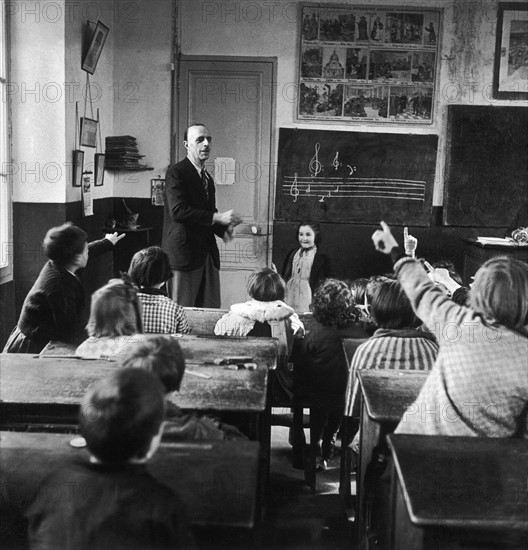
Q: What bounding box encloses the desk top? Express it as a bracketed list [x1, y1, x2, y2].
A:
[358, 370, 427, 424]
[388, 434, 528, 532]
[0, 431, 260, 528]
[2, 336, 276, 411]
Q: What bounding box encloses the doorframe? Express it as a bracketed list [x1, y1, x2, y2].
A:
[171, 55, 278, 266]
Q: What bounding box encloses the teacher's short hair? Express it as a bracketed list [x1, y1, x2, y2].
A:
[184, 122, 207, 141]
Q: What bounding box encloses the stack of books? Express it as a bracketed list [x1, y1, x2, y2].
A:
[105, 136, 149, 170]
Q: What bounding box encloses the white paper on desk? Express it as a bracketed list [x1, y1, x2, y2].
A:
[476, 237, 515, 246]
[214, 157, 236, 185]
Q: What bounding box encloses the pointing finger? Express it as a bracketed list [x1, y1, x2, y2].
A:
[380, 221, 390, 232]
[404, 226, 409, 240]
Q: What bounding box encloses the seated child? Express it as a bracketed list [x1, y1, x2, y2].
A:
[3, 222, 123, 353]
[128, 246, 190, 334]
[292, 279, 370, 472]
[214, 267, 304, 360]
[214, 267, 304, 402]
[373, 222, 528, 437]
[76, 278, 144, 359]
[345, 277, 439, 421]
[26, 368, 196, 550]
[122, 335, 246, 440]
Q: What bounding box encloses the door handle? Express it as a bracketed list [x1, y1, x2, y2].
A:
[235, 224, 268, 236]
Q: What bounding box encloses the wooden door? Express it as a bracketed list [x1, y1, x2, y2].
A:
[175, 56, 275, 307]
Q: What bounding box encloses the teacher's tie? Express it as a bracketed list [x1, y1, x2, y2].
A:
[201, 169, 210, 200]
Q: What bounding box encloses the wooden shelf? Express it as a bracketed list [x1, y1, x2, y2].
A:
[105, 166, 154, 171]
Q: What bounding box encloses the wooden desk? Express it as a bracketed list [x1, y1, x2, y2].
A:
[0, 431, 260, 530]
[387, 434, 528, 550]
[464, 241, 528, 285]
[2, 336, 276, 427]
[355, 370, 427, 549]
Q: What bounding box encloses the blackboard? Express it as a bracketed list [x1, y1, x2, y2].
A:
[274, 128, 438, 225]
[443, 105, 528, 227]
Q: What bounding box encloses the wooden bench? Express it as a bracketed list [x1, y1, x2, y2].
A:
[183, 307, 228, 335]
[353, 370, 428, 549]
[0, 431, 261, 545]
[387, 434, 528, 550]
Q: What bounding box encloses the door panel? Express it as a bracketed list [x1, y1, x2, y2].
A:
[176, 57, 275, 307]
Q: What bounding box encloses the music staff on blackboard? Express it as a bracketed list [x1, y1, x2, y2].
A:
[309, 143, 322, 178]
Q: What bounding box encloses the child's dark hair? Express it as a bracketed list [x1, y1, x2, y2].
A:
[80, 368, 165, 463]
[311, 278, 359, 328]
[121, 335, 186, 393]
[349, 278, 369, 305]
[370, 278, 419, 329]
[43, 222, 87, 267]
[296, 221, 322, 245]
[247, 268, 286, 301]
[128, 246, 173, 288]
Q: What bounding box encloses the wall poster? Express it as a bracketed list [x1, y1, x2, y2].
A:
[298, 4, 441, 124]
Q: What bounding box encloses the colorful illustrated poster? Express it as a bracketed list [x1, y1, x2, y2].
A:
[298, 4, 440, 124]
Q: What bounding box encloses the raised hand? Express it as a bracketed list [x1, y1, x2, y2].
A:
[104, 232, 126, 246]
[404, 226, 418, 258]
[372, 221, 398, 254]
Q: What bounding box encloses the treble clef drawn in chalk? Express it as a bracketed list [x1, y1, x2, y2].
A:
[332, 151, 340, 171]
[290, 172, 299, 203]
[347, 165, 357, 175]
[309, 143, 322, 178]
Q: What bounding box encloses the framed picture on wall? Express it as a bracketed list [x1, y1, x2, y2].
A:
[493, 3, 528, 99]
[297, 3, 441, 124]
[80, 117, 98, 148]
[82, 20, 109, 74]
[72, 150, 84, 187]
[94, 153, 105, 186]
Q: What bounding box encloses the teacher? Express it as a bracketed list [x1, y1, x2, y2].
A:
[162, 123, 239, 307]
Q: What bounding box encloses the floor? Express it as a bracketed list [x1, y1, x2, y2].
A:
[261, 424, 356, 550]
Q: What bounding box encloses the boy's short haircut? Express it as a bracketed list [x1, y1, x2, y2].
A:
[43, 222, 87, 267]
[121, 335, 186, 393]
[370, 278, 419, 329]
[87, 279, 143, 337]
[80, 368, 165, 463]
[247, 268, 286, 302]
[128, 246, 173, 288]
[470, 256, 528, 331]
[311, 278, 358, 328]
[296, 221, 322, 245]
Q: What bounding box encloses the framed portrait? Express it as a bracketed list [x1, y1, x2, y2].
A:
[80, 117, 98, 148]
[493, 3, 528, 99]
[72, 150, 84, 187]
[94, 153, 105, 186]
[297, 3, 441, 124]
[82, 20, 109, 74]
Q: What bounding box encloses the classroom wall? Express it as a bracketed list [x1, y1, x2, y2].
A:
[4, 0, 527, 346]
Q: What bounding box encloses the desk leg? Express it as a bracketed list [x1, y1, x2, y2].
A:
[356, 401, 380, 550]
[292, 406, 306, 469]
[255, 406, 271, 523]
[391, 473, 423, 550]
[339, 416, 354, 508]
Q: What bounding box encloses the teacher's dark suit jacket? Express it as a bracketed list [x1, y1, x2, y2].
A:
[162, 157, 226, 271]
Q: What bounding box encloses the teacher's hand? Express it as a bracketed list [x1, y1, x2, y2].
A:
[372, 221, 398, 254]
[213, 209, 242, 226]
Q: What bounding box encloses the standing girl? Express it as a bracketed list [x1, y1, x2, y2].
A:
[281, 222, 332, 313]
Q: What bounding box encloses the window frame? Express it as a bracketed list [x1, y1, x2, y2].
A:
[0, 0, 13, 284]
